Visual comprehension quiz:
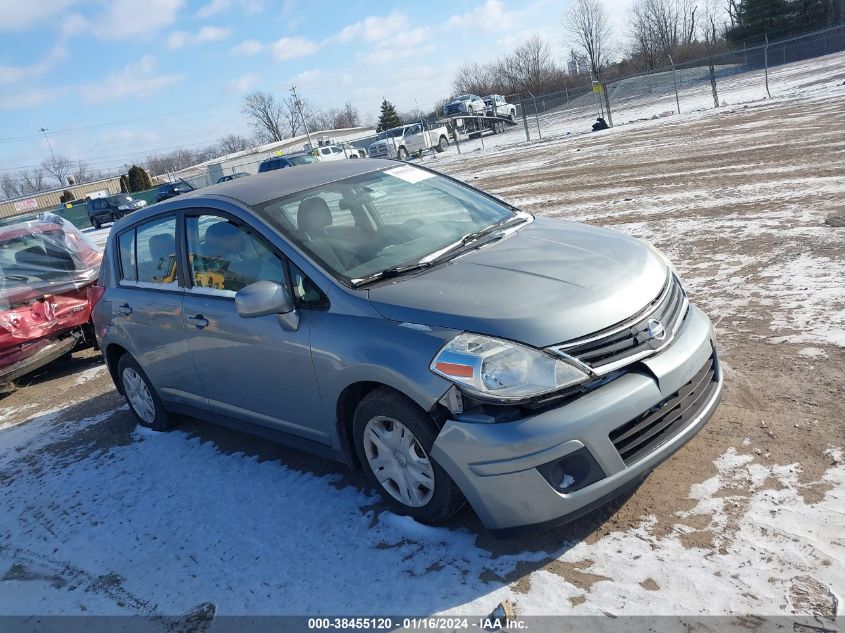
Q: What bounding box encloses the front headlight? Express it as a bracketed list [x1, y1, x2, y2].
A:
[430, 333, 590, 401]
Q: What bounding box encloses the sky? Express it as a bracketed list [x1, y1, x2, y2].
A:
[0, 0, 637, 179]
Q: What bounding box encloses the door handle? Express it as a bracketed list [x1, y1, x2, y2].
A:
[186, 314, 209, 329]
[117, 303, 132, 315]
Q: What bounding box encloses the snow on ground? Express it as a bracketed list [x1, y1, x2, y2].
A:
[0, 398, 842, 617]
[1, 47, 843, 621]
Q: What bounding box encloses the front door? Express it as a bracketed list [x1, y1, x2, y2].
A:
[180, 212, 328, 443]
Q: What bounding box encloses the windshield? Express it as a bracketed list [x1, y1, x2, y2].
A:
[288, 154, 319, 166]
[456, 95, 472, 102]
[256, 165, 523, 285]
[111, 195, 133, 204]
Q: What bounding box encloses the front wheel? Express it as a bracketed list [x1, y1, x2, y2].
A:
[508, 110, 516, 123]
[92, 218, 101, 229]
[397, 147, 408, 161]
[117, 354, 172, 432]
[437, 136, 448, 152]
[111, 213, 119, 223]
[353, 387, 464, 524]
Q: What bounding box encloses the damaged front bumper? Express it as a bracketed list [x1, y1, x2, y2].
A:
[431, 304, 722, 536]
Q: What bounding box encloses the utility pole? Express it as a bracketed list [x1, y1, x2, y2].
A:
[39, 127, 56, 164]
[289, 85, 314, 149]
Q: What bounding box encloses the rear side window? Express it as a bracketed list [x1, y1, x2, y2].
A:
[117, 230, 137, 282]
[117, 216, 177, 287]
[136, 217, 178, 285]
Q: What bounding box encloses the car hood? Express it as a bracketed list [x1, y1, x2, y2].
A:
[367, 217, 668, 348]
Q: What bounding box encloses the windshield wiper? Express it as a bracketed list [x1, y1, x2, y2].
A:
[352, 215, 528, 288]
[351, 261, 432, 287]
[421, 215, 528, 265]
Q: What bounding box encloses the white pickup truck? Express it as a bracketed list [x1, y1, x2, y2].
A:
[367, 121, 450, 160]
[483, 94, 517, 122]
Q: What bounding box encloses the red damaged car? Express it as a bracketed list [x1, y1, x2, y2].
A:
[0, 212, 102, 389]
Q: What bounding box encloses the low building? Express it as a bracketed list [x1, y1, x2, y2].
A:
[0, 176, 124, 220]
[170, 127, 376, 186]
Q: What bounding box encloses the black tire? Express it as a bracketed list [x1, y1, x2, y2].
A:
[437, 136, 448, 152]
[92, 218, 101, 229]
[353, 387, 464, 524]
[508, 110, 516, 123]
[111, 213, 119, 223]
[117, 354, 172, 432]
[397, 147, 408, 161]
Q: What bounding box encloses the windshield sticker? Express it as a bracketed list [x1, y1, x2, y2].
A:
[384, 165, 435, 184]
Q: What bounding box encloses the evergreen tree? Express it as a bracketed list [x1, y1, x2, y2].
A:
[376, 99, 402, 132]
[727, 0, 836, 44]
[127, 165, 152, 192]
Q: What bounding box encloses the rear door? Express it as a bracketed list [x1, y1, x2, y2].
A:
[180, 211, 328, 443]
[109, 213, 205, 408]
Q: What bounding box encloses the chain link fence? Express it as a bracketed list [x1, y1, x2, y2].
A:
[520, 24, 845, 141]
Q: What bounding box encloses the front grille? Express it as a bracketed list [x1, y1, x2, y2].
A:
[610, 353, 718, 466]
[445, 104, 464, 115]
[555, 275, 687, 373]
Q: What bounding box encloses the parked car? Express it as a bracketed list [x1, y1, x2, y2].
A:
[217, 172, 250, 184]
[443, 94, 486, 116]
[483, 94, 517, 122]
[311, 145, 348, 162]
[368, 122, 450, 160]
[93, 159, 721, 536]
[86, 194, 147, 229]
[257, 153, 319, 173]
[155, 181, 194, 203]
[1, 213, 102, 388]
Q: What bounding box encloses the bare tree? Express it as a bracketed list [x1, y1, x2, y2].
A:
[334, 101, 360, 128]
[19, 168, 48, 195]
[41, 155, 74, 187]
[217, 134, 251, 154]
[566, 0, 613, 81]
[1, 173, 19, 199]
[242, 91, 286, 142]
[627, 0, 698, 69]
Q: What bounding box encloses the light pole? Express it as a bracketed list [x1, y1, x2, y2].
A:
[289, 85, 314, 149]
[39, 127, 56, 164]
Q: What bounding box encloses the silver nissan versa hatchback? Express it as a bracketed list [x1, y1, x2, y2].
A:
[92, 159, 722, 536]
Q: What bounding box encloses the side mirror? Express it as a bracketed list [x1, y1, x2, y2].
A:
[235, 280, 299, 331]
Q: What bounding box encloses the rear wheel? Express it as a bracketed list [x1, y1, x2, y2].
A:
[509, 110, 516, 123]
[353, 387, 464, 524]
[117, 354, 172, 432]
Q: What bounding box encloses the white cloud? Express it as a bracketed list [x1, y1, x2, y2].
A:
[0, 0, 77, 32]
[195, 0, 262, 18]
[230, 39, 264, 56]
[356, 26, 434, 65]
[270, 36, 319, 61]
[289, 69, 321, 86]
[168, 25, 230, 49]
[88, 0, 185, 40]
[444, 0, 521, 33]
[195, 0, 230, 18]
[335, 11, 409, 43]
[0, 46, 66, 85]
[229, 72, 260, 92]
[81, 54, 182, 102]
[0, 87, 66, 111]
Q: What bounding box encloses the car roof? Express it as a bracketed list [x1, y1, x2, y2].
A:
[172, 159, 395, 207]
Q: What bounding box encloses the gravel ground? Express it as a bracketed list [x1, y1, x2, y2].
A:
[0, 86, 843, 620]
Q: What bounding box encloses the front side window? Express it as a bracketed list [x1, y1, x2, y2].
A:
[185, 215, 285, 297]
[257, 165, 524, 284]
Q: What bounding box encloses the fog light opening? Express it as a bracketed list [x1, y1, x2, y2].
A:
[538, 447, 606, 494]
